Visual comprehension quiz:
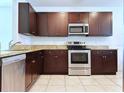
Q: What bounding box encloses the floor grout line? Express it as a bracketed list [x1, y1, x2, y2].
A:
[64, 75, 67, 92]
[44, 75, 51, 92]
[78, 76, 87, 91]
[30, 74, 122, 92]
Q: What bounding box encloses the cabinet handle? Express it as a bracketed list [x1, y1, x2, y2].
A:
[32, 60, 36, 63]
[110, 52, 113, 54]
[102, 56, 105, 58]
[32, 32, 35, 34]
[55, 56, 58, 58]
[105, 56, 107, 60]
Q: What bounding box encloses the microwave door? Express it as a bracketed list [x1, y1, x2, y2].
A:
[69, 26, 83, 34]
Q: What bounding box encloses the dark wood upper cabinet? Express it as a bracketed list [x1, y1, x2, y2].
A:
[80, 12, 89, 23]
[29, 5, 37, 35]
[89, 13, 99, 36]
[37, 12, 68, 36]
[99, 12, 112, 36]
[89, 12, 112, 36]
[68, 12, 89, 23]
[19, 3, 37, 35]
[91, 50, 117, 75]
[47, 13, 68, 36]
[37, 13, 48, 36]
[68, 13, 80, 23]
[19, 3, 112, 37]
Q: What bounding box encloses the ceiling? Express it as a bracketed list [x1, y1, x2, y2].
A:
[26, 0, 123, 7]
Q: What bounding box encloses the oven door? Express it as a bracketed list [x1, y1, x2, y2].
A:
[68, 50, 91, 67]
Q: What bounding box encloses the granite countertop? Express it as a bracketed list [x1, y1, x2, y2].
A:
[0, 45, 117, 58]
[0, 45, 67, 58]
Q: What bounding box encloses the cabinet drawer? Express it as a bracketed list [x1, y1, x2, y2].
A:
[92, 50, 117, 54]
[44, 50, 67, 55]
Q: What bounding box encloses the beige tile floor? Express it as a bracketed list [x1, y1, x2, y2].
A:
[29, 72, 122, 92]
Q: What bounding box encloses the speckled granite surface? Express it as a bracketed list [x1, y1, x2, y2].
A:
[0, 45, 117, 58]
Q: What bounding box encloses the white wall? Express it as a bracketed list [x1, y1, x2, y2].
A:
[0, 3, 12, 50]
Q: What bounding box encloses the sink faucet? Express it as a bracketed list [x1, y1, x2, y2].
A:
[9, 40, 22, 50]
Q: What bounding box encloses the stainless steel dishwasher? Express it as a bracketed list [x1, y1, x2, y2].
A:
[1, 54, 26, 92]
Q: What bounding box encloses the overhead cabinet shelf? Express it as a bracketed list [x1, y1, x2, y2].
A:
[19, 3, 112, 36]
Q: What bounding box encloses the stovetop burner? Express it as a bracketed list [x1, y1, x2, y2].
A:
[67, 41, 90, 50]
[67, 45, 90, 50]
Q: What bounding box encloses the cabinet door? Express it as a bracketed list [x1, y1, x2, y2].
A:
[37, 51, 44, 74]
[29, 5, 37, 35]
[25, 58, 32, 89]
[98, 12, 112, 36]
[19, 3, 29, 34]
[91, 50, 104, 74]
[102, 50, 117, 74]
[48, 13, 68, 36]
[43, 50, 68, 74]
[43, 55, 57, 74]
[89, 12, 99, 36]
[56, 50, 68, 74]
[68, 12, 80, 23]
[19, 3, 37, 35]
[31, 59, 38, 82]
[89, 12, 112, 36]
[37, 13, 48, 36]
[80, 12, 89, 23]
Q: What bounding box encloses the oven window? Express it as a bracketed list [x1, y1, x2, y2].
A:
[69, 26, 83, 33]
[71, 53, 88, 64]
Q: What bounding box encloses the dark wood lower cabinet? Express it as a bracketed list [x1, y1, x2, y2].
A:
[25, 51, 43, 91]
[25, 50, 68, 91]
[91, 50, 117, 75]
[25, 49, 118, 91]
[43, 50, 68, 74]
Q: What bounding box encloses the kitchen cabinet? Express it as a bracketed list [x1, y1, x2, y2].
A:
[43, 50, 68, 74]
[68, 12, 89, 23]
[47, 13, 68, 36]
[19, 3, 37, 35]
[37, 12, 68, 36]
[25, 58, 32, 91]
[37, 51, 44, 74]
[37, 13, 48, 36]
[91, 50, 117, 75]
[89, 12, 112, 36]
[25, 51, 43, 91]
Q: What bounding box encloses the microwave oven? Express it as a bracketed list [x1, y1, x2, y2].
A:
[68, 23, 89, 35]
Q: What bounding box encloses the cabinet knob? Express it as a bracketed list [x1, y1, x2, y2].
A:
[55, 56, 58, 58]
[32, 60, 36, 63]
[103, 56, 107, 60]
